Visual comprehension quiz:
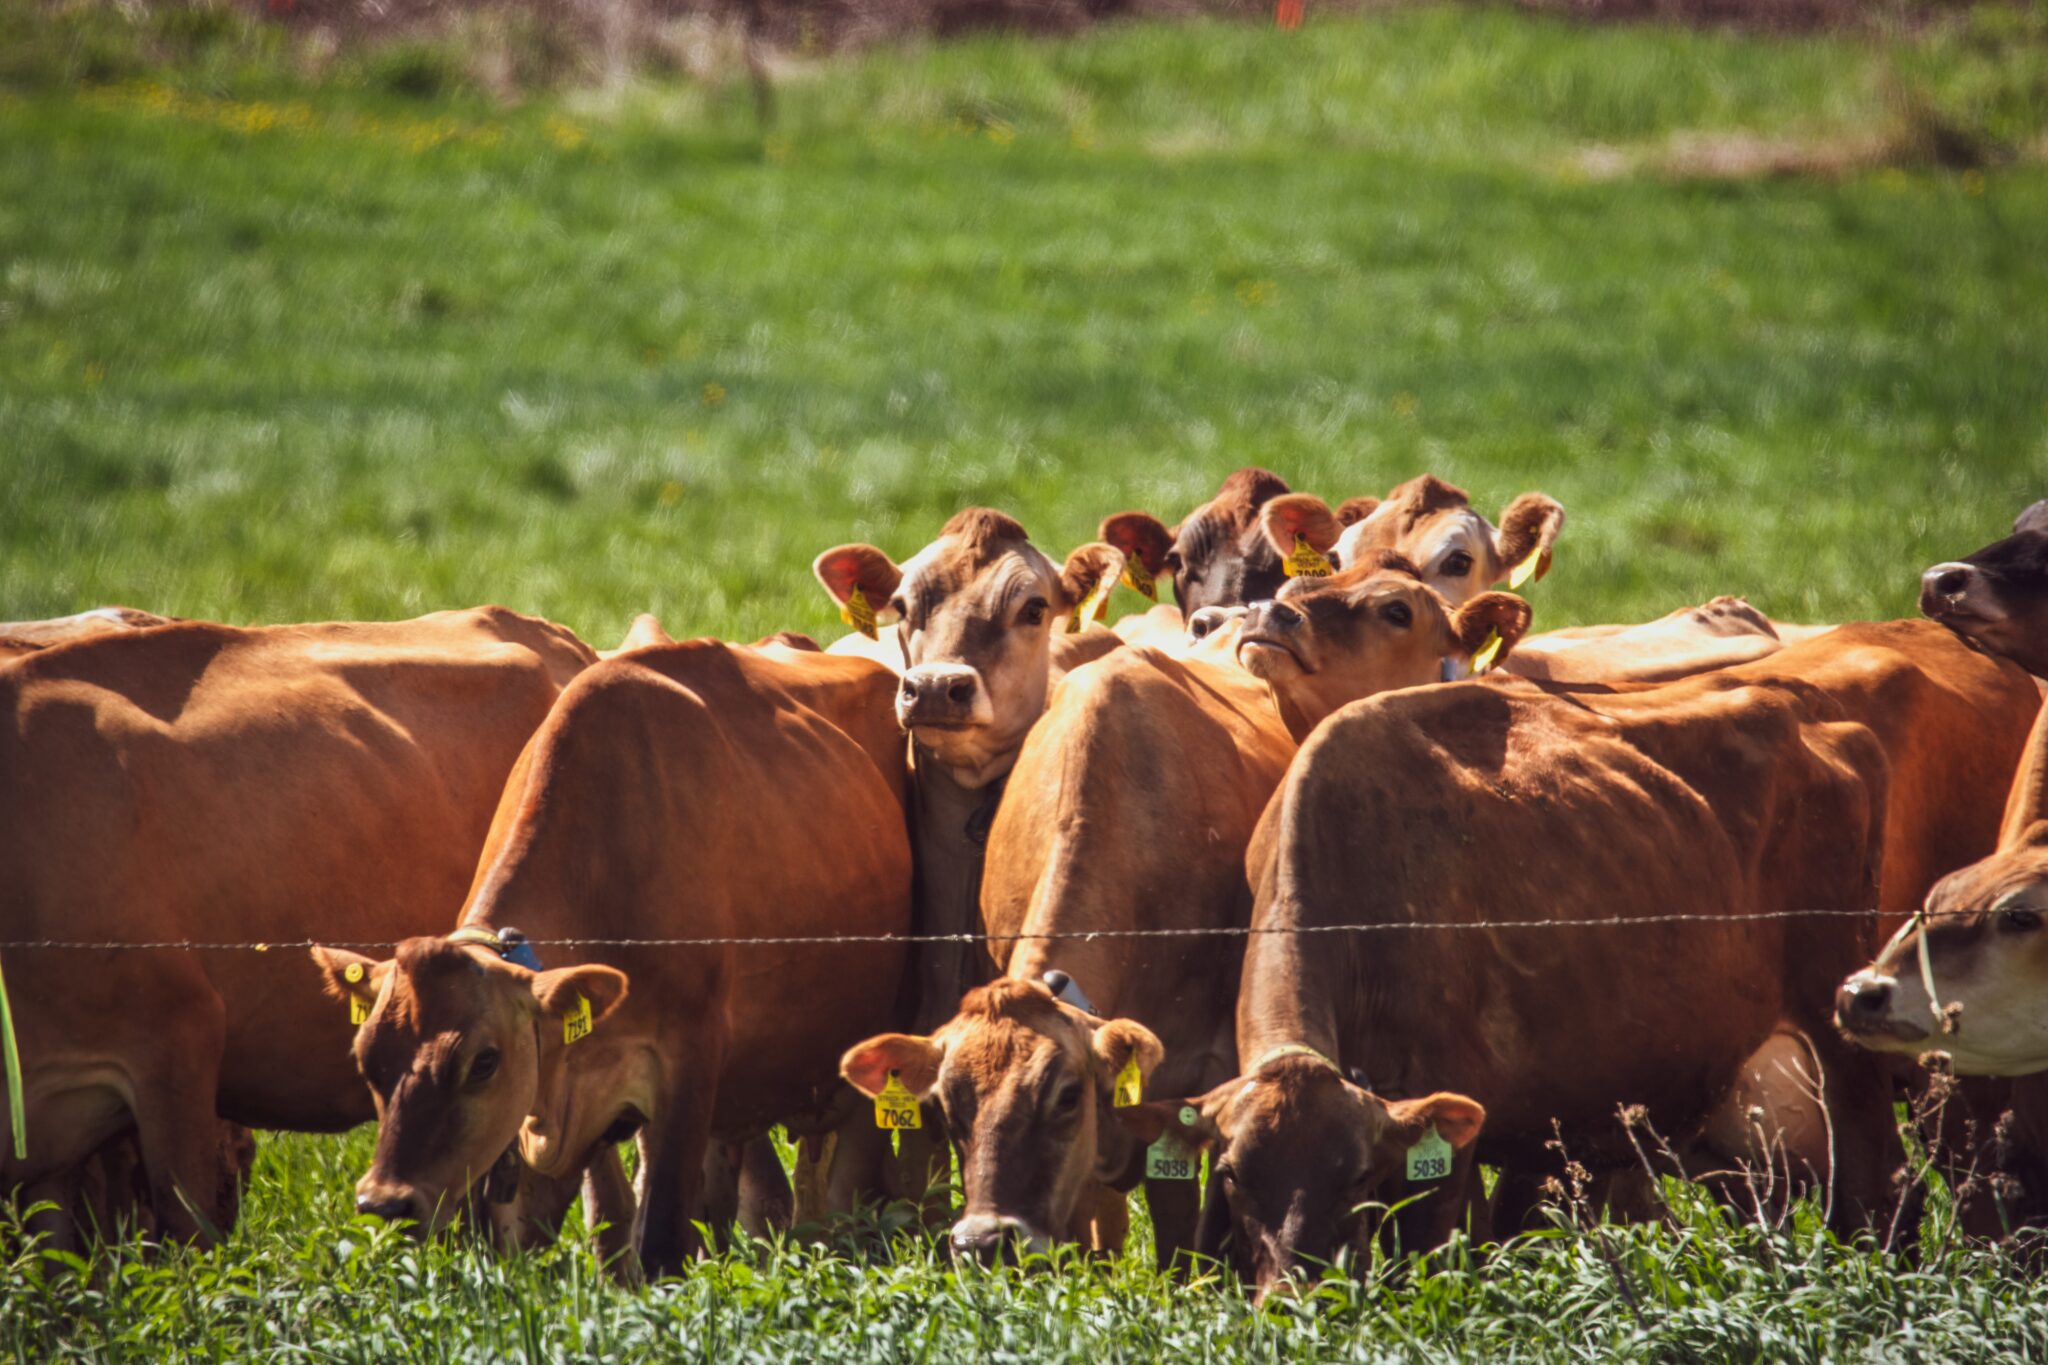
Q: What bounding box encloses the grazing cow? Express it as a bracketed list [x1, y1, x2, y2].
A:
[837, 555, 1531, 1265]
[314, 639, 914, 1279]
[0, 608, 595, 1246]
[1154, 620, 2032, 1297]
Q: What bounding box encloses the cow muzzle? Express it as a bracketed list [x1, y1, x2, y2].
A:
[949, 1213, 1047, 1265]
[1834, 969, 1926, 1043]
[898, 664, 989, 733]
[1920, 562, 1992, 623]
[354, 1175, 430, 1228]
[1236, 600, 1309, 680]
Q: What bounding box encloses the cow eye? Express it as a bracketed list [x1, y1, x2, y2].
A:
[1997, 905, 2043, 933]
[1379, 601, 1413, 628]
[1441, 552, 1473, 578]
[1164, 551, 1184, 574]
[1051, 1082, 1083, 1116]
[1020, 598, 1049, 628]
[468, 1048, 501, 1085]
[889, 597, 909, 621]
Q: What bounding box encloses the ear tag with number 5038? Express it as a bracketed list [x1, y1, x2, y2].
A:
[1147, 1107, 1201, 1181]
[1406, 1125, 1453, 1182]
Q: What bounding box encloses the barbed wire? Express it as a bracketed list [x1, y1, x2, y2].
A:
[0, 907, 1893, 952]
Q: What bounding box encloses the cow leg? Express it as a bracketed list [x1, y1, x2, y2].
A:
[126, 993, 230, 1245]
[634, 1065, 718, 1278]
[1070, 1180, 1127, 1256]
[583, 1143, 642, 1284]
[1804, 1031, 1905, 1235]
[1144, 1174, 1200, 1272]
[698, 1142, 743, 1250]
[737, 1134, 792, 1238]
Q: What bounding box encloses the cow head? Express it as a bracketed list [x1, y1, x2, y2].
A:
[1837, 829, 2048, 1077]
[1271, 475, 1563, 609]
[312, 937, 627, 1233]
[838, 978, 1162, 1260]
[1101, 468, 1338, 617]
[1126, 1055, 1482, 1302]
[815, 509, 1122, 788]
[1921, 528, 2048, 677]
[1234, 552, 1531, 736]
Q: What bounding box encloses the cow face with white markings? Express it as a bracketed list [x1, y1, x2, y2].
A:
[815, 509, 1123, 789]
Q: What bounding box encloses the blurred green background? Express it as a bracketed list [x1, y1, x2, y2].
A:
[5, 2, 2047, 651]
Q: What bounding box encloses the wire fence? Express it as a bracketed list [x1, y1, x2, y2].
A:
[0, 907, 1894, 952]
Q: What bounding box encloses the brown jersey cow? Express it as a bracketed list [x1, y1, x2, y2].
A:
[1146, 619, 2034, 1298]
[313, 640, 913, 1279]
[837, 556, 1531, 1265]
[0, 607, 174, 660]
[0, 608, 594, 1244]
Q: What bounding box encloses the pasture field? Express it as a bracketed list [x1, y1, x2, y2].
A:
[5, 2, 2048, 1358]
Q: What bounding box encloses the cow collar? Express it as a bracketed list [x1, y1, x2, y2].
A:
[446, 924, 546, 972]
[1249, 1043, 1341, 1076]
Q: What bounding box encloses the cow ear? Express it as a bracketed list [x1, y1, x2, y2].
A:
[612, 613, 672, 653]
[1450, 592, 1533, 665]
[1259, 493, 1344, 559]
[1089, 1018, 1164, 1092]
[1110, 1091, 1224, 1150]
[1057, 542, 1126, 612]
[1335, 496, 1381, 528]
[531, 965, 629, 1030]
[841, 1033, 943, 1099]
[1494, 493, 1565, 584]
[1382, 1091, 1486, 1151]
[311, 946, 388, 1007]
[813, 545, 904, 618]
[1099, 512, 1174, 577]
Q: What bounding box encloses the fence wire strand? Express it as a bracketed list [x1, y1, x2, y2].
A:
[0, 907, 1891, 952]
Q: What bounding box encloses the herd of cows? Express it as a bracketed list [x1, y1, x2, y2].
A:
[6, 468, 2048, 1301]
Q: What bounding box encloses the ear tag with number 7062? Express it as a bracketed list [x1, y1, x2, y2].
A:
[874, 1072, 922, 1131]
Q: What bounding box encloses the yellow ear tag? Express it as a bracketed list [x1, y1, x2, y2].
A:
[1121, 558, 1157, 601]
[1406, 1125, 1453, 1182]
[1507, 547, 1544, 591]
[1470, 629, 1504, 675]
[1113, 1056, 1143, 1108]
[1283, 534, 1333, 579]
[563, 994, 594, 1046]
[1067, 575, 1115, 635]
[343, 962, 371, 1024]
[874, 1072, 922, 1131]
[841, 586, 879, 641]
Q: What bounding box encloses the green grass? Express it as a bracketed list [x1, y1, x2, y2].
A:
[6, 3, 2048, 1357]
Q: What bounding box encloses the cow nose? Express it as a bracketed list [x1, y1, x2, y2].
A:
[355, 1181, 422, 1223]
[1921, 562, 1975, 609]
[950, 1214, 1030, 1265]
[899, 664, 984, 727]
[1835, 973, 1893, 1029]
[1251, 599, 1302, 632]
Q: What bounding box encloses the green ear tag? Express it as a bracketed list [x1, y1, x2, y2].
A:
[1507, 547, 1543, 590]
[842, 586, 879, 641]
[1283, 534, 1333, 579]
[874, 1072, 922, 1131]
[1113, 1056, 1143, 1108]
[1406, 1126, 1453, 1182]
[1146, 1131, 1198, 1181]
[563, 994, 594, 1045]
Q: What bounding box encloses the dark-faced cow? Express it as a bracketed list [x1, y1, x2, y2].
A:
[315, 639, 913, 1279]
[837, 556, 1531, 1266]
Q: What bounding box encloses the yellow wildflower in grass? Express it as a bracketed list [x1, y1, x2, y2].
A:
[985, 120, 1015, 146]
[701, 383, 727, 407]
[1878, 167, 1908, 193]
[1235, 279, 1276, 307]
[547, 117, 586, 151]
[1962, 170, 1986, 196]
[1393, 392, 1418, 418]
[764, 135, 794, 165]
[1069, 124, 1097, 151]
[658, 481, 684, 507]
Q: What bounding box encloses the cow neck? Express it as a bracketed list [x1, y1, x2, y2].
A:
[1235, 910, 1345, 1077]
[908, 744, 1009, 1031]
[1998, 700, 2048, 850]
[1259, 681, 1319, 747]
